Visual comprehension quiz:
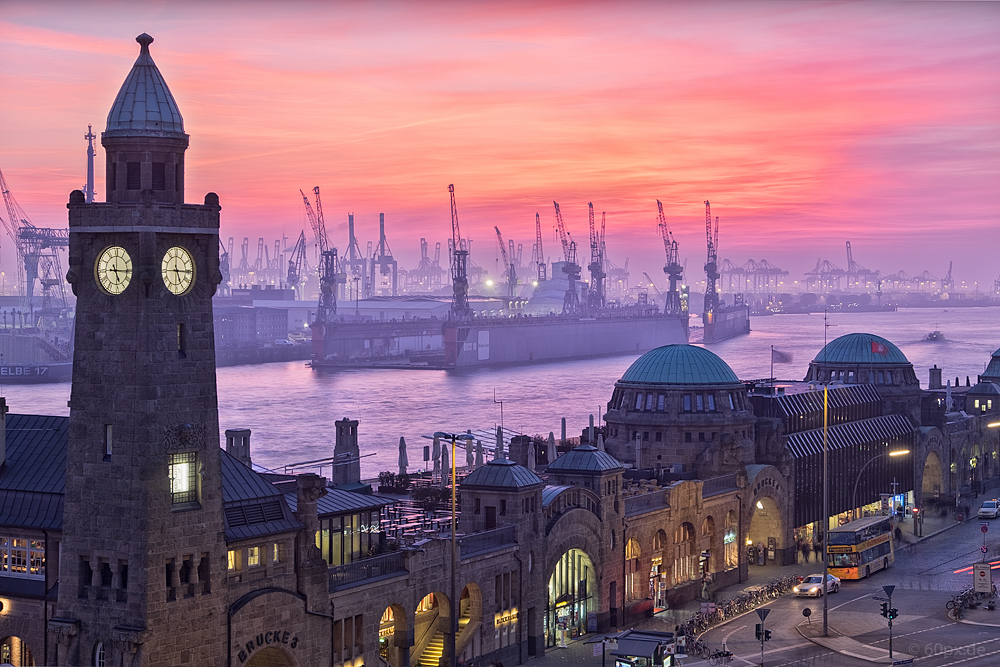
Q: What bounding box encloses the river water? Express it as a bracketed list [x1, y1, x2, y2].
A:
[5, 306, 998, 478]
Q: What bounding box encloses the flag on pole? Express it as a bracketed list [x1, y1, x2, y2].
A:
[771, 349, 793, 364]
[871, 340, 889, 355]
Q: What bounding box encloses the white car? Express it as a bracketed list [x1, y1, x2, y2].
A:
[979, 500, 999, 519]
[793, 574, 840, 597]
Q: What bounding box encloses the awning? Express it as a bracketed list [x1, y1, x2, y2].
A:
[611, 638, 659, 659]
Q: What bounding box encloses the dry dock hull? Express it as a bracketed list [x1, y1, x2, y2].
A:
[444, 316, 688, 367]
[0, 362, 72, 384]
[703, 306, 750, 344]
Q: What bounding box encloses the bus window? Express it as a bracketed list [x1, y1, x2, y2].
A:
[830, 553, 857, 568]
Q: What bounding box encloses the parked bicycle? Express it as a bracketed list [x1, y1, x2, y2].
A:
[709, 648, 734, 665]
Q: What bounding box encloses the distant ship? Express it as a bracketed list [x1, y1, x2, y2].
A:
[925, 330, 945, 342]
[0, 331, 73, 384]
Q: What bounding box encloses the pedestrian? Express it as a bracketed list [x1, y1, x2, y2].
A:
[804, 540, 813, 563]
[798, 540, 807, 564]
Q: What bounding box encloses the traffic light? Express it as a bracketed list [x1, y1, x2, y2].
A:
[880, 602, 889, 618]
[888, 608, 899, 620]
[755, 624, 762, 640]
[763, 630, 772, 642]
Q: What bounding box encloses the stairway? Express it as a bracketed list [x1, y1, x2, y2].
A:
[417, 631, 445, 666]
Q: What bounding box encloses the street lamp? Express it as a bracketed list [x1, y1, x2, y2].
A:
[434, 431, 475, 667]
[851, 450, 911, 521]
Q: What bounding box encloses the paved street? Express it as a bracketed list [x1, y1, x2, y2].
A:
[531, 513, 1000, 666]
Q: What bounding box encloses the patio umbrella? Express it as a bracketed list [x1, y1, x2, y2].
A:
[441, 446, 450, 489]
[475, 439, 484, 467]
[466, 435, 475, 468]
[597, 433, 605, 452]
[548, 432, 557, 460]
[495, 426, 504, 459]
[432, 435, 441, 479]
[527, 440, 536, 473]
[398, 436, 408, 476]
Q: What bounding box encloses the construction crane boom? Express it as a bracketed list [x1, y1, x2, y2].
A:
[494, 226, 517, 299]
[587, 202, 606, 311]
[704, 200, 720, 315]
[552, 201, 581, 314]
[286, 230, 308, 291]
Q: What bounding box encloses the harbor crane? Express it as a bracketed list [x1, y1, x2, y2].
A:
[235, 237, 251, 287]
[0, 167, 69, 319]
[286, 230, 308, 292]
[494, 226, 518, 299]
[343, 214, 368, 300]
[370, 213, 398, 296]
[553, 201, 581, 315]
[642, 271, 664, 298]
[301, 187, 345, 356]
[703, 200, 720, 316]
[845, 241, 877, 289]
[587, 202, 606, 311]
[448, 184, 472, 319]
[657, 199, 683, 316]
[217, 237, 232, 297]
[533, 212, 547, 282]
[941, 261, 954, 293]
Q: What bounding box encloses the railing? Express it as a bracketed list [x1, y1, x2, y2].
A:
[458, 525, 516, 558]
[624, 490, 669, 517]
[703, 473, 738, 497]
[329, 551, 407, 591]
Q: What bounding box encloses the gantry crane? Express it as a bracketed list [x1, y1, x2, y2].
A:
[0, 167, 69, 320]
[587, 202, 606, 311]
[286, 230, 308, 293]
[657, 200, 683, 315]
[217, 238, 232, 297]
[703, 200, 720, 316]
[301, 187, 345, 357]
[534, 212, 547, 282]
[552, 201, 581, 315]
[370, 213, 398, 296]
[448, 184, 472, 319]
[494, 226, 517, 299]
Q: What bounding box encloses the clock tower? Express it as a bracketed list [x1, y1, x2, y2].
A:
[52, 34, 227, 666]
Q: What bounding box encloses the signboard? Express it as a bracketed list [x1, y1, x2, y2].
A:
[588, 612, 598, 632]
[983, 524, 990, 534]
[974, 563, 993, 594]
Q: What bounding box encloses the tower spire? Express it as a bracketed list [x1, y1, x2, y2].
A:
[84, 124, 96, 203]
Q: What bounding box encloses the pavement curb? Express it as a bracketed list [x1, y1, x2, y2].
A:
[796, 621, 895, 664]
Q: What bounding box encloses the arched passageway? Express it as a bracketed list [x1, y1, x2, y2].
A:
[724, 511, 739, 570]
[651, 530, 668, 610]
[625, 538, 641, 601]
[457, 582, 484, 661]
[748, 497, 783, 566]
[0, 636, 35, 667]
[545, 548, 596, 648]
[923, 451, 943, 499]
[672, 522, 697, 585]
[412, 592, 450, 667]
[245, 647, 295, 667]
[379, 603, 408, 667]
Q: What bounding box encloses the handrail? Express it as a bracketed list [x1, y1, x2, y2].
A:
[458, 525, 516, 558]
[329, 551, 407, 591]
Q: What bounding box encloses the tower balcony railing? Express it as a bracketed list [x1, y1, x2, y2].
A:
[702, 473, 739, 497]
[458, 524, 516, 559]
[329, 551, 407, 591]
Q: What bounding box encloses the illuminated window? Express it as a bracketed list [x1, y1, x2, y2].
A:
[273, 543, 280, 563]
[248, 546, 260, 567]
[227, 550, 240, 571]
[169, 452, 198, 505]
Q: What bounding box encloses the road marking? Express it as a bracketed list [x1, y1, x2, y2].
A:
[721, 624, 746, 644]
[829, 592, 871, 611]
[869, 622, 951, 643]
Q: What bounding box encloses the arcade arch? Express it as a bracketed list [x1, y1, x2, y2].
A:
[748, 497, 783, 566]
[412, 592, 450, 667]
[922, 451, 943, 499]
[702, 516, 716, 573]
[0, 636, 35, 667]
[457, 583, 484, 660]
[625, 538, 641, 601]
[245, 647, 296, 667]
[378, 603, 408, 667]
[545, 548, 596, 648]
[672, 523, 697, 585]
[724, 511, 739, 569]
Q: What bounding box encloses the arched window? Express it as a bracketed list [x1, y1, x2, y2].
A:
[625, 538, 641, 601]
[94, 642, 107, 667]
[672, 523, 697, 585]
[724, 511, 739, 569]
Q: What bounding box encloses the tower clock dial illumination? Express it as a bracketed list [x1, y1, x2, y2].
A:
[95, 246, 132, 295]
[162, 246, 195, 295]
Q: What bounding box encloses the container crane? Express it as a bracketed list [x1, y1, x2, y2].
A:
[0, 167, 69, 319]
[657, 200, 683, 315]
[370, 213, 398, 296]
[703, 200, 720, 316]
[553, 201, 581, 315]
[217, 237, 232, 297]
[235, 238, 250, 287]
[941, 260, 954, 293]
[494, 226, 517, 299]
[587, 202, 606, 311]
[449, 184, 472, 319]
[286, 230, 308, 293]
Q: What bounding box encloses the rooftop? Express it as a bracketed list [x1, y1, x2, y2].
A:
[812, 333, 910, 366]
[461, 457, 544, 490]
[105, 33, 185, 137]
[618, 344, 740, 386]
[546, 444, 624, 475]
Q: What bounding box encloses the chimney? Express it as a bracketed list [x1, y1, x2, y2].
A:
[929, 365, 943, 390]
[0, 397, 7, 470]
[225, 428, 252, 468]
[333, 417, 361, 486]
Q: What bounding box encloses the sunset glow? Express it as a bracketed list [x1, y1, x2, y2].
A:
[2, 1, 998, 285]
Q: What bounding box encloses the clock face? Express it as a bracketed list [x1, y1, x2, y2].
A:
[161, 246, 195, 295]
[95, 246, 132, 295]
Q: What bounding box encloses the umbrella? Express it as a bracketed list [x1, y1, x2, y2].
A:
[441, 446, 450, 489]
[597, 433, 605, 452]
[527, 440, 536, 473]
[548, 432, 557, 460]
[398, 436, 408, 476]
[432, 435, 441, 479]
[466, 435, 475, 468]
[495, 426, 504, 459]
[476, 439, 484, 467]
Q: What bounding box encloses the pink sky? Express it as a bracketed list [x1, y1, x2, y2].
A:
[1, 1, 998, 290]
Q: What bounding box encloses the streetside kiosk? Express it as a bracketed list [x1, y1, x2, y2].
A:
[609, 629, 677, 667]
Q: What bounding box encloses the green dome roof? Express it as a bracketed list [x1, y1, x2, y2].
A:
[461, 458, 543, 490]
[546, 444, 624, 474]
[619, 345, 740, 386]
[813, 333, 909, 366]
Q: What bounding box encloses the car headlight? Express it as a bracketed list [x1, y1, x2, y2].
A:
[809, 587, 819, 592]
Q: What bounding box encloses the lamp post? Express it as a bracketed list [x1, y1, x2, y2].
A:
[434, 431, 474, 667]
[851, 450, 911, 521]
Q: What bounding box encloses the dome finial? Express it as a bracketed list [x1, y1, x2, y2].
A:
[136, 33, 153, 55]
